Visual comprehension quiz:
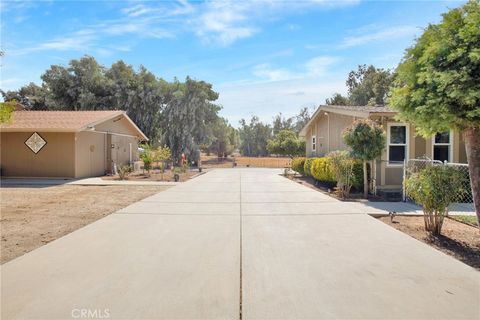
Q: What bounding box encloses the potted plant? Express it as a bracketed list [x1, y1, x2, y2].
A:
[173, 167, 181, 182]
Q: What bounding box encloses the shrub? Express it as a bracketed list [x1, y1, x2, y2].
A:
[311, 157, 336, 183]
[154, 145, 172, 172]
[118, 165, 133, 180]
[139, 144, 154, 174]
[291, 157, 306, 175]
[352, 161, 364, 191]
[327, 151, 356, 199]
[405, 165, 467, 235]
[304, 158, 315, 177]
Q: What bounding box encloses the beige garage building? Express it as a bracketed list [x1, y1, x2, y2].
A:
[0, 110, 148, 178]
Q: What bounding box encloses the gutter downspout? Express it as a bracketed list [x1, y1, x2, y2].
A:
[324, 112, 330, 153]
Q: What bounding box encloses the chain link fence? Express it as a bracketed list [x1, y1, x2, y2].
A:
[403, 158, 474, 212]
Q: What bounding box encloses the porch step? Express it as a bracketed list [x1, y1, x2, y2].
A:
[377, 188, 403, 202]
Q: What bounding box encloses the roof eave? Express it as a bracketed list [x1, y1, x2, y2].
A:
[79, 111, 149, 141]
[299, 105, 372, 136]
[368, 112, 397, 117]
[0, 128, 79, 133]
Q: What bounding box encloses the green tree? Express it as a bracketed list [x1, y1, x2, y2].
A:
[7, 55, 228, 165]
[162, 77, 221, 163]
[272, 113, 294, 135]
[105, 61, 165, 141]
[389, 0, 480, 225]
[0, 100, 16, 123]
[238, 116, 272, 156]
[1, 83, 47, 110]
[228, 126, 240, 153]
[267, 130, 305, 158]
[203, 117, 236, 156]
[325, 93, 349, 105]
[343, 119, 386, 198]
[41, 55, 111, 111]
[347, 64, 394, 106]
[292, 107, 311, 133]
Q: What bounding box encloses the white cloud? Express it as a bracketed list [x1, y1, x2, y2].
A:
[9, 30, 95, 55]
[121, 4, 150, 17]
[193, 0, 360, 46]
[305, 56, 339, 75]
[104, 22, 173, 39]
[341, 26, 419, 48]
[195, 1, 257, 46]
[251, 55, 339, 82]
[252, 64, 294, 82]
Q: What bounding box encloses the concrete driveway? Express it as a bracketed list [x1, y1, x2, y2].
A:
[2, 169, 479, 319]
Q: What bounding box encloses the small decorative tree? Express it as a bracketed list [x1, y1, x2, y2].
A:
[343, 119, 386, 198]
[405, 165, 466, 235]
[139, 144, 154, 175]
[154, 145, 172, 180]
[327, 151, 356, 199]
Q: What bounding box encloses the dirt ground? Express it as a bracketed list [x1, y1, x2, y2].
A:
[378, 215, 480, 270]
[102, 170, 199, 182]
[0, 185, 169, 264]
[201, 155, 292, 168]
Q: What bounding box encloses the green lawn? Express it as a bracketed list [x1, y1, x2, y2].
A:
[450, 215, 478, 226]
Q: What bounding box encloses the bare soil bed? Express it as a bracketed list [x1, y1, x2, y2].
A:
[377, 215, 480, 270]
[102, 170, 199, 182]
[290, 175, 365, 200]
[0, 185, 169, 264]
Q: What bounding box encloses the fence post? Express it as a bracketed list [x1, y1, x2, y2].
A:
[402, 159, 407, 202]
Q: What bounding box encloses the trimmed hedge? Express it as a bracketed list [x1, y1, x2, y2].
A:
[311, 157, 336, 183]
[291, 157, 306, 175]
[304, 158, 315, 177]
[303, 156, 365, 192]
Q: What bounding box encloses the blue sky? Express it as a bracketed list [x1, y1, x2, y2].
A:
[1, 0, 464, 125]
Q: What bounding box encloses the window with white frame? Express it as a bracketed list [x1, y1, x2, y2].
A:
[387, 123, 408, 165]
[433, 131, 451, 162]
[312, 135, 316, 152]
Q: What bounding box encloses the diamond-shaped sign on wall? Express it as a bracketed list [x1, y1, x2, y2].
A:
[25, 132, 47, 154]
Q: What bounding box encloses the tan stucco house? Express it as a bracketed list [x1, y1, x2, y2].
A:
[299, 105, 467, 190]
[0, 110, 148, 178]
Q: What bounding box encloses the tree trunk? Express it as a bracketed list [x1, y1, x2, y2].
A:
[363, 160, 368, 199]
[464, 127, 480, 227]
